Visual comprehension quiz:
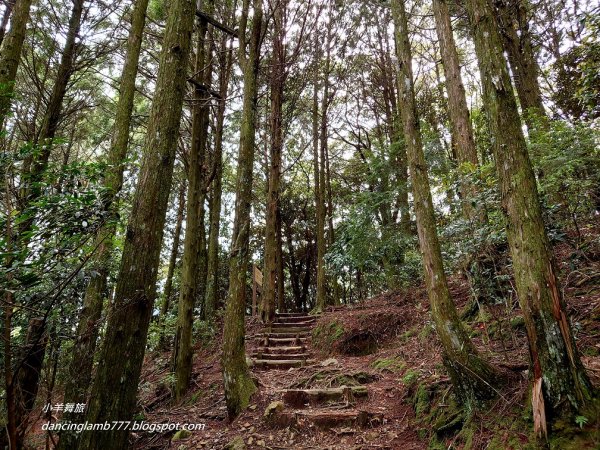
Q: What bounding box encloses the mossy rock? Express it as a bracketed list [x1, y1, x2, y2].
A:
[172, 429, 192, 441]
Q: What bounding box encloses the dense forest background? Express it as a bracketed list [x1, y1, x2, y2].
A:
[1, 0, 599, 448]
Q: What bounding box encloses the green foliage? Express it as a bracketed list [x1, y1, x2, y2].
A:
[528, 117, 600, 232]
[575, 415, 588, 429]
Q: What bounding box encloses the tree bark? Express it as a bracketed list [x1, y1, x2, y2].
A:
[56, 2, 150, 447]
[205, 26, 234, 317]
[22, 0, 85, 205]
[260, 0, 286, 324]
[158, 182, 186, 346]
[0, 0, 33, 130]
[465, 0, 593, 431]
[14, 317, 48, 449]
[174, 0, 213, 401]
[391, 0, 504, 406]
[0, 0, 15, 46]
[77, 0, 195, 446]
[222, 0, 262, 419]
[493, 0, 546, 130]
[433, 0, 485, 224]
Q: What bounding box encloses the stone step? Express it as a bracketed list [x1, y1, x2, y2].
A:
[256, 331, 311, 340]
[281, 386, 368, 408]
[274, 315, 316, 324]
[261, 336, 309, 346]
[265, 321, 314, 330]
[275, 312, 310, 317]
[270, 409, 383, 429]
[250, 359, 314, 369]
[257, 345, 306, 354]
[251, 352, 311, 361]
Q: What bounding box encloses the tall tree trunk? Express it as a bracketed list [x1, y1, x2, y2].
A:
[260, 0, 286, 323]
[56, 2, 150, 447]
[0, 0, 33, 130]
[0, 0, 15, 46]
[23, 0, 85, 204]
[433, 0, 485, 223]
[465, 0, 593, 434]
[494, 0, 546, 129]
[174, 0, 213, 400]
[77, 0, 195, 447]
[312, 25, 326, 312]
[276, 206, 285, 311]
[205, 29, 234, 317]
[391, 0, 504, 406]
[158, 182, 186, 345]
[222, 0, 262, 419]
[14, 317, 48, 449]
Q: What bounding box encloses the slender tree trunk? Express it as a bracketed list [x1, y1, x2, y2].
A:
[260, 0, 286, 323]
[465, 0, 593, 433]
[0, 0, 33, 130]
[276, 206, 285, 311]
[433, 0, 485, 223]
[222, 0, 262, 419]
[494, 0, 546, 129]
[56, 2, 150, 447]
[174, 2, 213, 401]
[391, 0, 504, 406]
[158, 182, 186, 346]
[77, 0, 195, 446]
[0, 0, 15, 46]
[23, 0, 85, 204]
[312, 26, 326, 312]
[14, 317, 48, 449]
[205, 31, 234, 317]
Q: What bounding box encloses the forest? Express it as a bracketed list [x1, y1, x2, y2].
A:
[0, 0, 599, 448]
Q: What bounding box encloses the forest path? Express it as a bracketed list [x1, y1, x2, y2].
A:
[246, 312, 390, 432]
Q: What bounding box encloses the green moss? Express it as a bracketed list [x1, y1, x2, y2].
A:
[418, 323, 434, 341]
[414, 383, 430, 418]
[402, 369, 419, 387]
[583, 346, 599, 357]
[312, 320, 345, 348]
[510, 316, 525, 330]
[401, 327, 418, 341]
[371, 356, 406, 372]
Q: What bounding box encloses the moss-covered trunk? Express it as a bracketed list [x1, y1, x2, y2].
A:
[222, 0, 262, 419]
[158, 182, 186, 343]
[260, 0, 285, 323]
[433, 0, 485, 224]
[493, 0, 546, 129]
[391, 0, 504, 406]
[0, 0, 33, 130]
[205, 29, 234, 316]
[56, 2, 150, 448]
[14, 317, 47, 449]
[174, 5, 213, 401]
[77, 0, 195, 447]
[465, 0, 593, 429]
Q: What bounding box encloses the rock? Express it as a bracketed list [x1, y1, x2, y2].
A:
[224, 436, 246, 450]
[248, 436, 254, 445]
[321, 358, 338, 367]
[257, 440, 265, 446]
[264, 400, 284, 422]
[172, 429, 192, 441]
[249, 404, 257, 410]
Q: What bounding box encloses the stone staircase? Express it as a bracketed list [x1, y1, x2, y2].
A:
[249, 312, 384, 430]
[249, 312, 317, 369]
